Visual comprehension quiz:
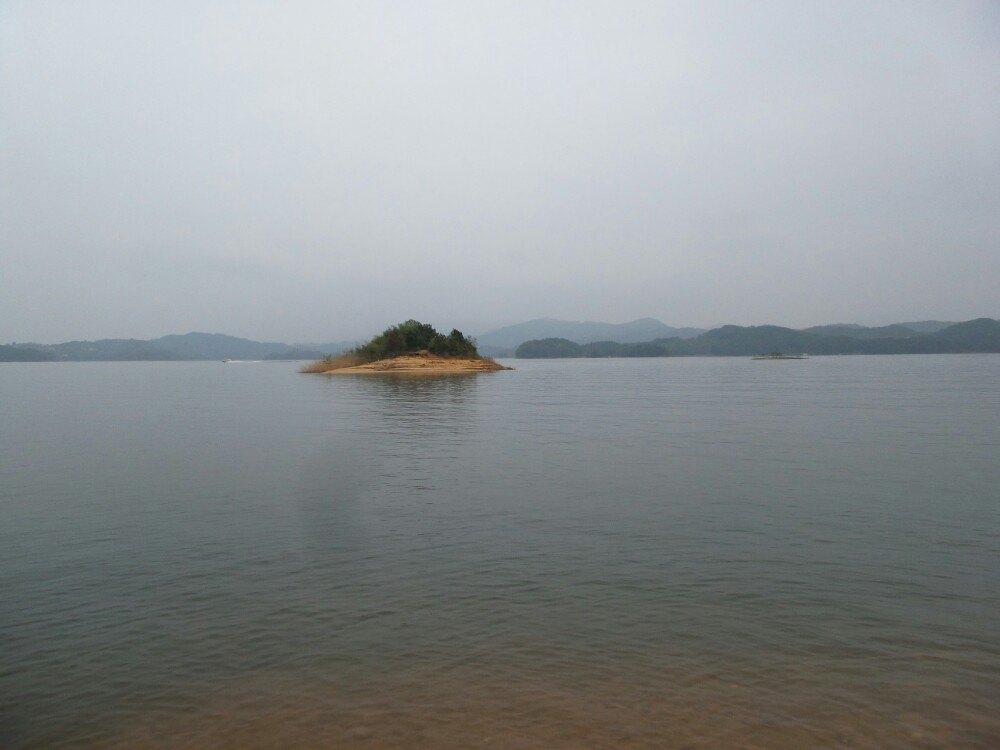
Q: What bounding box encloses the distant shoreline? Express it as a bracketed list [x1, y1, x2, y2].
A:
[2, 317, 996, 362]
[513, 318, 999, 358]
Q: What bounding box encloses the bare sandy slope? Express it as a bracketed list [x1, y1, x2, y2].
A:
[319, 352, 511, 375]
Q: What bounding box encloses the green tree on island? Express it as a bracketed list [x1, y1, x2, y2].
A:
[354, 320, 480, 362]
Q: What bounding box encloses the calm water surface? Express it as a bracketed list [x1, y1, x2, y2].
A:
[1, 356, 998, 748]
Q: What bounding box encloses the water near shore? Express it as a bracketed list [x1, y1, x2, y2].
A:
[1, 356, 998, 748]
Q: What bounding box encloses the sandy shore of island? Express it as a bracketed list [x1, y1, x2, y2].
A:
[312, 352, 511, 375]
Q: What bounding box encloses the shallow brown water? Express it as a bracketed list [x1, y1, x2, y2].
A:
[88, 660, 999, 749]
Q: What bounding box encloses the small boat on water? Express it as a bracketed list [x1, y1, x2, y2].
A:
[752, 353, 809, 360]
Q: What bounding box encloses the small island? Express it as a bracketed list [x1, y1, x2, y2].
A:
[302, 320, 512, 375]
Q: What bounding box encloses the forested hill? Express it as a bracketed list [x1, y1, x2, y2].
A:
[0, 332, 355, 362]
[515, 318, 1000, 358]
[476, 318, 706, 350]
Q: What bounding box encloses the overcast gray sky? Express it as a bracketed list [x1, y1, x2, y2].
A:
[2, 1, 997, 343]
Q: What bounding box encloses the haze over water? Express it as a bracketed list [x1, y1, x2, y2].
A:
[1, 355, 998, 748]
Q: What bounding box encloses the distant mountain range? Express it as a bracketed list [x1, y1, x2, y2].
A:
[0, 332, 358, 362]
[2, 318, 996, 362]
[475, 317, 970, 357]
[514, 318, 1000, 358]
[475, 318, 706, 356]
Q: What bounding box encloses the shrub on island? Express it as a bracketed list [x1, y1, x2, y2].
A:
[354, 320, 480, 361]
[302, 320, 488, 372]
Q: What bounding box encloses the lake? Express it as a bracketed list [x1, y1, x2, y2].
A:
[1, 355, 997, 748]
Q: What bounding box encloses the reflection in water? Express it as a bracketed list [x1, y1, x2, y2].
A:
[351, 372, 479, 427]
[314, 373, 481, 503]
[282, 375, 484, 564]
[293, 375, 478, 542]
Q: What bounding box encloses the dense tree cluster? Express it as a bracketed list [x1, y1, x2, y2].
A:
[354, 320, 480, 361]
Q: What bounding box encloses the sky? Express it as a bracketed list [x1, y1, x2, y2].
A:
[1, 1, 998, 343]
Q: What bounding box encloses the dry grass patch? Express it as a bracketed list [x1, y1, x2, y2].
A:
[299, 353, 365, 373]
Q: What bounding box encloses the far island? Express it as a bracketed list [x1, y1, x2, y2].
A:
[302, 320, 512, 375]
